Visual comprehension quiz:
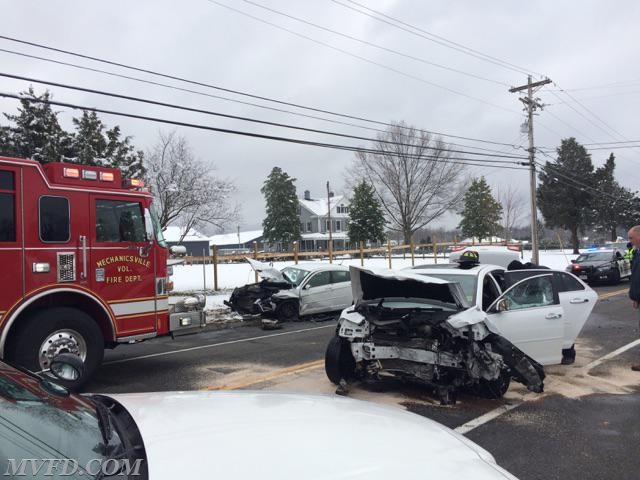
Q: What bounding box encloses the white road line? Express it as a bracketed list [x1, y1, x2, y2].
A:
[583, 338, 640, 371]
[103, 324, 335, 365]
[455, 336, 640, 435]
[454, 402, 522, 435]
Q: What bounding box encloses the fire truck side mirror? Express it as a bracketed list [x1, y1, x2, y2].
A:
[144, 208, 154, 243]
[50, 353, 85, 382]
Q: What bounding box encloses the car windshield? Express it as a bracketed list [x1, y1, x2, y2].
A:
[576, 252, 612, 262]
[281, 267, 310, 286]
[0, 365, 124, 479]
[416, 273, 478, 304]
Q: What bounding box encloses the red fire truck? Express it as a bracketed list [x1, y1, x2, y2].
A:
[0, 156, 206, 389]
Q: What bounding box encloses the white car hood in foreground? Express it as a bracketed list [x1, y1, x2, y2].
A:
[349, 266, 469, 308]
[111, 391, 516, 480]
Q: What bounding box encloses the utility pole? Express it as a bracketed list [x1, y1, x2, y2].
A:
[326, 181, 333, 261]
[509, 75, 551, 265]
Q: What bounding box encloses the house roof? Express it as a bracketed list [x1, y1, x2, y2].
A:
[299, 194, 348, 216]
[209, 229, 264, 246]
[163, 226, 208, 243]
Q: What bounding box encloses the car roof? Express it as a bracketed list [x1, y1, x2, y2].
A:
[284, 262, 349, 272]
[410, 264, 501, 275]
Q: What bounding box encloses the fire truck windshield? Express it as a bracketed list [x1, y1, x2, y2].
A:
[150, 206, 167, 248]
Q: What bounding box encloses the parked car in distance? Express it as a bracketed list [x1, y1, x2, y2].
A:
[566, 248, 631, 284]
[225, 259, 352, 322]
[0, 358, 519, 480]
[448, 245, 522, 268]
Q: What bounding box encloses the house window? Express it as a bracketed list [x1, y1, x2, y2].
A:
[325, 220, 331, 231]
[336, 220, 341, 231]
[337, 204, 349, 214]
[306, 222, 312, 232]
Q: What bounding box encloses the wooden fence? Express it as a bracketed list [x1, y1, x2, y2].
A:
[177, 240, 521, 291]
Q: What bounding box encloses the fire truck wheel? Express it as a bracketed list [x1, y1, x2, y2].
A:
[6, 307, 104, 391]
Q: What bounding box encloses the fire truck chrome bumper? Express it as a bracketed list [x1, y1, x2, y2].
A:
[170, 311, 206, 336]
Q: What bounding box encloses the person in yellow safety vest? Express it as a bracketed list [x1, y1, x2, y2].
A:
[625, 242, 635, 261]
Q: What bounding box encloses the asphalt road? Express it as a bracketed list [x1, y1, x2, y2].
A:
[88, 282, 640, 480]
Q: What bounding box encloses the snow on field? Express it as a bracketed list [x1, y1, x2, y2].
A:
[171, 249, 580, 294]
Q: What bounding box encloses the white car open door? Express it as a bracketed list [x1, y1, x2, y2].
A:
[486, 273, 565, 365]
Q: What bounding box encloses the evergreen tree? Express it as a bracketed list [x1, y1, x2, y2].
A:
[537, 138, 594, 253]
[1, 87, 72, 162]
[458, 177, 503, 242]
[261, 167, 300, 250]
[591, 153, 636, 241]
[347, 180, 386, 245]
[71, 111, 145, 177]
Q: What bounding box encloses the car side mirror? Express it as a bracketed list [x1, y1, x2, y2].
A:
[496, 299, 509, 313]
[303, 284, 311, 290]
[570, 259, 577, 264]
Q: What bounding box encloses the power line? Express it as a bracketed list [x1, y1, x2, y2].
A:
[239, 0, 509, 87]
[206, 1, 519, 114]
[545, 89, 624, 143]
[0, 72, 528, 161]
[0, 40, 526, 152]
[330, 0, 542, 77]
[0, 92, 529, 171]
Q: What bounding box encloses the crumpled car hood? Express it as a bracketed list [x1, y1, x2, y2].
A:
[109, 391, 517, 480]
[246, 257, 286, 282]
[350, 266, 469, 309]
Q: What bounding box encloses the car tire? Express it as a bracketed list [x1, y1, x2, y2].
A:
[325, 335, 356, 385]
[5, 307, 104, 392]
[276, 301, 299, 322]
[610, 267, 621, 285]
[475, 368, 511, 399]
[561, 344, 576, 365]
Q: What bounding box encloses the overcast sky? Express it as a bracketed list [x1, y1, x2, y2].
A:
[1, 0, 639, 233]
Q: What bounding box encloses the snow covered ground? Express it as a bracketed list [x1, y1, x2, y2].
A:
[171, 249, 581, 300]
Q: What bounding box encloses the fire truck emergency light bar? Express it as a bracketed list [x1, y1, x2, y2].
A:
[62, 166, 120, 184]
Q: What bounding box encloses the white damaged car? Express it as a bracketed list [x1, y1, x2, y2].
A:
[0, 358, 519, 479]
[326, 264, 596, 404]
[225, 259, 352, 322]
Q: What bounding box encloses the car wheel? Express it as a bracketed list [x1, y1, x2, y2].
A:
[475, 368, 511, 399]
[5, 307, 104, 392]
[561, 344, 576, 365]
[276, 301, 299, 322]
[325, 335, 356, 385]
[610, 267, 621, 285]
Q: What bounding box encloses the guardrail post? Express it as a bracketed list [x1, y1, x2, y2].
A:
[212, 245, 219, 291]
[387, 240, 392, 269]
[293, 241, 299, 265]
[253, 241, 258, 283]
[410, 240, 415, 266]
[433, 239, 438, 264]
[359, 241, 364, 266]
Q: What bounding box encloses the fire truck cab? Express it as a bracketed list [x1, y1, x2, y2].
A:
[0, 156, 205, 389]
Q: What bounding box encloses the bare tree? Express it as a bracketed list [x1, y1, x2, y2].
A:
[146, 131, 238, 242]
[497, 184, 525, 242]
[350, 122, 467, 244]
